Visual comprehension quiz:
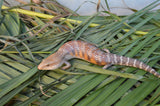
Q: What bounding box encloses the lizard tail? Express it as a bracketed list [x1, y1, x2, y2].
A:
[109, 54, 160, 78]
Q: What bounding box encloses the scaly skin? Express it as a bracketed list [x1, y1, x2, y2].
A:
[38, 40, 160, 78]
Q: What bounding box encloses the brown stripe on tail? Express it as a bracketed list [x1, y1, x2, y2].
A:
[108, 54, 160, 78]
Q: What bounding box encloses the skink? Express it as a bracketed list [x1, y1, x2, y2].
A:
[38, 40, 160, 78]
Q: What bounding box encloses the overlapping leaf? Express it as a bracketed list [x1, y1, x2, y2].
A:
[0, 0, 160, 105]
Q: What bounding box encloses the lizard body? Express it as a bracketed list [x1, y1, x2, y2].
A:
[38, 40, 160, 78]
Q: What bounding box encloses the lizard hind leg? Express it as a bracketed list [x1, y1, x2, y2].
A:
[103, 64, 112, 69]
[102, 49, 111, 69]
[103, 49, 110, 53]
[61, 61, 71, 70]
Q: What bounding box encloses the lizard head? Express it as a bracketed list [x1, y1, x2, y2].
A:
[38, 53, 64, 70]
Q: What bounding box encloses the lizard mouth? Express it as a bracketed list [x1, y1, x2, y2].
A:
[38, 63, 60, 70]
[37, 64, 44, 70]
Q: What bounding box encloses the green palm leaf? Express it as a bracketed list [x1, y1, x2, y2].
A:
[0, 0, 160, 105]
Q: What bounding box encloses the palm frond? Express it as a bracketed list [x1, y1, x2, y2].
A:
[0, 0, 160, 105]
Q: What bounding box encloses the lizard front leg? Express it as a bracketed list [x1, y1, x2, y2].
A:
[61, 61, 71, 69]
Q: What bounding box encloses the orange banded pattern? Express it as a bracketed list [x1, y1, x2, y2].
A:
[38, 40, 160, 78]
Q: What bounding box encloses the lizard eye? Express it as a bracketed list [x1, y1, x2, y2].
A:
[46, 64, 50, 66]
